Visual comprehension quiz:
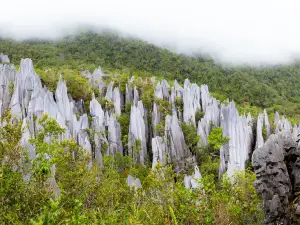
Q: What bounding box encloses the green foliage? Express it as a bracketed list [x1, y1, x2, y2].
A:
[195, 109, 204, 123]
[156, 97, 172, 118]
[201, 170, 264, 225]
[208, 127, 229, 151]
[197, 146, 220, 181]
[8, 81, 14, 95]
[3, 31, 300, 119]
[124, 102, 131, 113]
[0, 110, 23, 164]
[181, 122, 200, 153]
[175, 97, 183, 112]
[262, 126, 267, 140]
[154, 120, 165, 136]
[35, 67, 93, 103]
[0, 110, 264, 224]
[117, 113, 130, 151]
[0, 32, 271, 224]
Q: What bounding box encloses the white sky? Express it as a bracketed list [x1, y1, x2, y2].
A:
[1, 0, 300, 65]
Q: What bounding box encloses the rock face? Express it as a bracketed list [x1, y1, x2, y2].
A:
[8, 58, 300, 219]
[108, 115, 123, 156]
[184, 165, 202, 189]
[152, 136, 167, 168]
[252, 132, 300, 224]
[183, 80, 201, 125]
[0, 54, 10, 63]
[219, 102, 253, 177]
[126, 175, 142, 189]
[128, 101, 147, 165]
[10, 59, 42, 119]
[164, 111, 188, 171]
[0, 64, 16, 115]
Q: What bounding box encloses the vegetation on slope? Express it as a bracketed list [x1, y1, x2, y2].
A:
[0, 111, 264, 224]
[1, 31, 300, 120]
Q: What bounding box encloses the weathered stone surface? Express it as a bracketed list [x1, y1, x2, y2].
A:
[0, 64, 16, 115]
[128, 101, 147, 164]
[126, 175, 142, 189]
[125, 77, 134, 104]
[184, 165, 202, 189]
[0, 54, 10, 63]
[152, 81, 164, 137]
[164, 110, 187, 171]
[89, 67, 106, 85]
[10, 59, 42, 119]
[276, 116, 292, 134]
[113, 87, 121, 116]
[183, 79, 201, 125]
[256, 113, 265, 149]
[264, 109, 272, 138]
[104, 81, 113, 101]
[292, 124, 300, 141]
[197, 98, 220, 146]
[160, 80, 170, 100]
[252, 132, 300, 225]
[55, 76, 71, 126]
[133, 86, 139, 106]
[107, 115, 123, 156]
[152, 136, 167, 168]
[200, 84, 212, 113]
[170, 80, 183, 119]
[219, 102, 253, 177]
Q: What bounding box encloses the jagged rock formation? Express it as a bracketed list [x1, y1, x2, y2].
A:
[4, 56, 300, 220]
[126, 175, 142, 189]
[183, 79, 201, 125]
[152, 136, 167, 168]
[219, 102, 253, 177]
[128, 101, 147, 164]
[0, 58, 261, 178]
[184, 165, 202, 189]
[3, 57, 300, 194]
[0, 64, 16, 115]
[165, 111, 188, 171]
[252, 132, 300, 224]
[0, 54, 10, 63]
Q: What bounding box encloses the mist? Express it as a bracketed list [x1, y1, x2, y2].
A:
[1, 0, 300, 65]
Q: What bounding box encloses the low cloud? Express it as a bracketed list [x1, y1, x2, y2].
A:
[1, 0, 300, 65]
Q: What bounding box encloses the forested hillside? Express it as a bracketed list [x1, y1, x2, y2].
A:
[3, 31, 300, 224]
[1, 31, 300, 119]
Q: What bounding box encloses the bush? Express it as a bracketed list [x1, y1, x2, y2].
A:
[0, 112, 264, 224]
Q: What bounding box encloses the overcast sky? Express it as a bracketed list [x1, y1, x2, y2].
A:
[1, 0, 300, 65]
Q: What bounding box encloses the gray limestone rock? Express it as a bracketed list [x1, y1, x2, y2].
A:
[133, 86, 139, 106]
[113, 87, 121, 116]
[219, 101, 253, 177]
[128, 101, 147, 165]
[184, 165, 202, 189]
[183, 79, 201, 125]
[107, 115, 123, 156]
[200, 84, 212, 113]
[160, 80, 170, 100]
[164, 110, 187, 171]
[256, 113, 265, 149]
[105, 82, 114, 101]
[152, 136, 167, 168]
[126, 175, 142, 189]
[10, 59, 42, 119]
[0, 54, 10, 63]
[125, 77, 134, 104]
[55, 76, 72, 127]
[252, 132, 299, 225]
[0, 64, 16, 115]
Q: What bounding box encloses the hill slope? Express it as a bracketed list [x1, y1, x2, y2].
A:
[1, 31, 300, 118]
